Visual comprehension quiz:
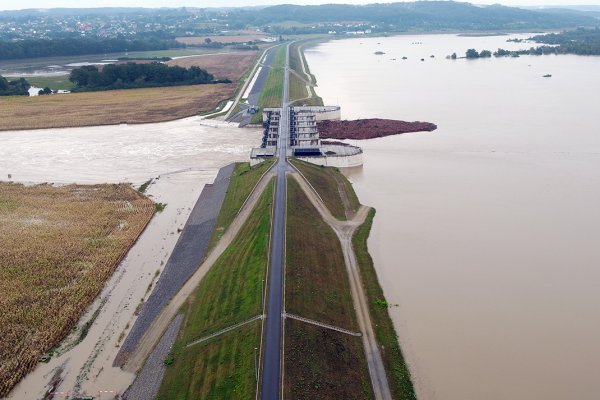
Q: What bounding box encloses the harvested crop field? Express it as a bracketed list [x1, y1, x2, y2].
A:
[0, 182, 154, 397]
[317, 118, 438, 140]
[0, 83, 234, 131]
[286, 178, 357, 330]
[168, 52, 258, 81]
[176, 34, 267, 44]
[284, 319, 373, 400]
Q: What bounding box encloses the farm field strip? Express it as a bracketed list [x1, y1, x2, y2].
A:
[0, 83, 235, 131]
[0, 182, 154, 397]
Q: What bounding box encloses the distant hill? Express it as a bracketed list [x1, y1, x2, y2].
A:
[0, 7, 190, 18]
[228, 1, 598, 31]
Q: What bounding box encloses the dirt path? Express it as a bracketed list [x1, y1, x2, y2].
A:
[123, 171, 275, 373]
[290, 173, 393, 400]
[331, 172, 357, 220]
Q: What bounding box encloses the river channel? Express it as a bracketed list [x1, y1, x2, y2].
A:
[306, 33, 600, 400]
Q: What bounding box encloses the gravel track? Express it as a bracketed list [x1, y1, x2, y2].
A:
[122, 314, 184, 400]
[114, 164, 235, 367]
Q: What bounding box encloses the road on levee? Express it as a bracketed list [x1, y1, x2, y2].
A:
[260, 41, 291, 400]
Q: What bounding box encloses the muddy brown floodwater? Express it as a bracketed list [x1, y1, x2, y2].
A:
[307, 34, 600, 400]
[0, 117, 260, 399]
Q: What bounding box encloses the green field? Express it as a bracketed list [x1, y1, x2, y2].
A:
[290, 159, 360, 220]
[26, 75, 75, 91]
[157, 180, 274, 399]
[284, 177, 372, 398]
[208, 160, 274, 249]
[353, 209, 417, 399]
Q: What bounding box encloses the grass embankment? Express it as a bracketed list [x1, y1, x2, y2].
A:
[290, 158, 360, 220]
[251, 45, 286, 124]
[26, 75, 76, 91]
[284, 178, 372, 399]
[353, 209, 417, 399]
[289, 72, 308, 103]
[0, 83, 235, 131]
[0, 182, 154, 397]
[289, 41, 324, 106]
[208, 160, 274, 250]
[157, 180, 274, 400]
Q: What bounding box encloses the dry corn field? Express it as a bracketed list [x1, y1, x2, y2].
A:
[167, 52, 258, 81]
[0, 182, 155, 397]
[0, 83, 235, 131]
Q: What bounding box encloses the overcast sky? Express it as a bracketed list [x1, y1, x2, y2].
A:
[0, 0, 598, 10]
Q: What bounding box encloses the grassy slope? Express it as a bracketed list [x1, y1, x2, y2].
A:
[353, 209, 417, 399]
[157, 179, 274, 400]
[284, 178, 372, 398]
[251, 45, 286, 124]
[289, 41, 324, 106]
[289, 72, 308, 103]
[208, 160, 274, 250]
[290, 158, 360, 220]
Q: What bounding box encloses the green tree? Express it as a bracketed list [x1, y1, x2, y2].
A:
[465, 49, 479, 58]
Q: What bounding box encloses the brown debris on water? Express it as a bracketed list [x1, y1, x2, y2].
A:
[317, 118, 437, 140]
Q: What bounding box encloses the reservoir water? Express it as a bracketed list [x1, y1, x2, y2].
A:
[306, 34, 600, 400]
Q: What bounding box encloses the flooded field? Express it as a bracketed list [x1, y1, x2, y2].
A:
[1, 118, 260, 398]
[306, 33, 600, 400]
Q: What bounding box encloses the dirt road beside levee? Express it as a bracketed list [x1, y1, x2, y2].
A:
[290, 173, 393, 400]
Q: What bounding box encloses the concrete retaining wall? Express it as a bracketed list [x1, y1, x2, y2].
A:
[294, 105, 341, 121]
[296, 152, 363, 168]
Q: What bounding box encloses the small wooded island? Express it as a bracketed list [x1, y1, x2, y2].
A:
[318, 118, 437, 140]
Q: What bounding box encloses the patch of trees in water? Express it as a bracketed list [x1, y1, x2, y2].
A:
[69, 62, 229, 91]
[450, 28, 600, 59]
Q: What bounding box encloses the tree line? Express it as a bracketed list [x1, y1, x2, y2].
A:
[0, 75, 30, 96]
[451, 28, 600, 59]
[0, 38, 184, 60]
[68, 62, 226, 91]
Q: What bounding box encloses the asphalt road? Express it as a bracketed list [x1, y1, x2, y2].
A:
[260, 42, 291, 400]
[230, 45, 279, 127]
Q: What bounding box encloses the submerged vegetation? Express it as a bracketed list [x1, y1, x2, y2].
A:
[0, 182, 154, 397]
[453, 28, 600, 59]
